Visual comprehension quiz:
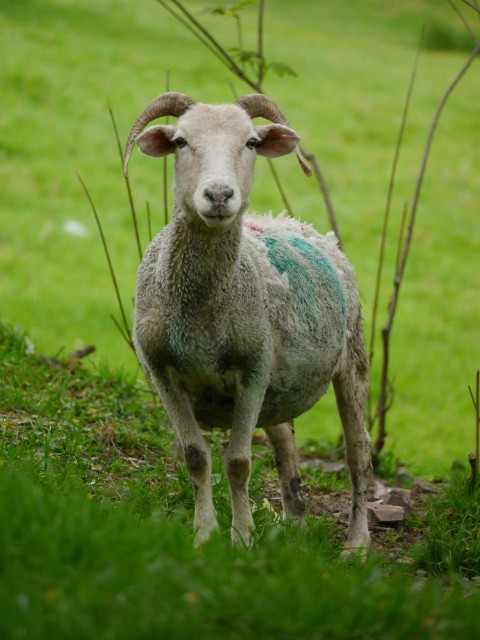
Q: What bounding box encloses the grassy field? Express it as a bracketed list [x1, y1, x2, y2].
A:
[1, 0, 479, 475]
[2, 323, 480, 638]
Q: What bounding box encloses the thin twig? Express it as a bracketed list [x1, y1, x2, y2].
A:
[110, 313, 133, 349]
[163, 69, 171, 227]
[235, 14, 245, 72]
[146, 201, 153, 243]
[161, 0, 261, 92]
[67, 345, 96, 360]
[468, 370, 480, 473]
[373, 42, 480, 453]
[257, 0, 266, 86]
[77, 173, 134, 351]
[156, 0, 236, 76]
[394, 201, 409, 274]
[449, 0, 479, 42]
[267, 159, 295, 216]
[300, 146, 342, 248]
[467, 452, 478, 493]
[368, 29, 424, 369]
[156, 0, 341, 244]
[461, 0, 480, 14]
[108, 103, 143, 261]
[476, 370, 479, 472]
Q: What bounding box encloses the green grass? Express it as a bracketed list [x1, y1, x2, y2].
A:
[1, 0, 479, 475]
[2, 323, 480, 639]
[415, 471, 480, 577]
[4, 463, 480, 640]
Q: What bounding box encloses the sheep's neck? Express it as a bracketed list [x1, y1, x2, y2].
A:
[166, 215, 242, 312]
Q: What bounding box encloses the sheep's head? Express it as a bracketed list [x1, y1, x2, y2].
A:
[124, 93, 311, 229]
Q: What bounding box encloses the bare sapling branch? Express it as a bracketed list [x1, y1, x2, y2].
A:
[468, 370, 480, 484]
[373, 40, 480, 454]
[461, 0, 480, 16]
[163, 69, 171, 227]
[298, 146, 343, 250]
[394, 202, 408, 274]
[146, 201, 153, 243]
[77, 173, 134, 352]
[450, 0, 479, 42]
[467, 452, 478, 493]
[257, 0, 266, 85]
[156, 0, 262, 92]
[267, 159, 295, 216]
[108, 103, 143, 262]
[368, 29, 424, 375]
[155, 1, 341, 244]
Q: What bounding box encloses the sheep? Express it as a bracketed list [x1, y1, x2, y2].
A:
[123, 92, 372, 555]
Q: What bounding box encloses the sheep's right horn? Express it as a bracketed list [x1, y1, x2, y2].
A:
[235, 94, 312, 177]
[123, 92, 196, 177]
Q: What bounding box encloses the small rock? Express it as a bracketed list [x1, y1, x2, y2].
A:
[370, 479, 390, 500]
[396, 464, 415, 486]
[368, 502, 405, 527]
[411, 479, 437, 497]
[320, 461, 346, 477]
[301, 459, 346, 477]
[299, 458, 322, 469]
[384, 487, 413, 515]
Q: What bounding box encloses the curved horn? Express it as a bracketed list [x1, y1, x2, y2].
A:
[123, 92, 196, 177]
[235, 94, 312, 177]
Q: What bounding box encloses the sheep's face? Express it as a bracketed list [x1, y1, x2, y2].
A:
[136, 104, 300, 229]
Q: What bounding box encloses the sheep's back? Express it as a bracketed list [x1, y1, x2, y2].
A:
[241, 214, 350, 424]
[242, 213, 347, 338]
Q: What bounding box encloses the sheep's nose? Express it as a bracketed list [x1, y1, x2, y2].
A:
[204, 186, 234, 209]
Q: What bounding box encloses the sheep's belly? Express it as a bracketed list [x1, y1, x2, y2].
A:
[190, 369, 332, 430]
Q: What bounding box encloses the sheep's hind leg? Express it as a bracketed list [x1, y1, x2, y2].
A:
[263, 421, 306, 520]
[333, 346, 372, 558]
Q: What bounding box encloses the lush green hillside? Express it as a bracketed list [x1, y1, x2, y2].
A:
[2, 323, 480, 639]
[1, 0, 479, 474]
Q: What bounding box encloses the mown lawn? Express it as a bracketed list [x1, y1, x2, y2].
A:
[2, 324, 480, 639]
[1, 0, 479, 473]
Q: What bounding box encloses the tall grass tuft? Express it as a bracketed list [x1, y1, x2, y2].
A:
[415, 471, 480, 577]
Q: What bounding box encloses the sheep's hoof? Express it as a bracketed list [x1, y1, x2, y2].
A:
[341, 532, 370, 562]
[340, 544, 368, 562]
[231, 525, 254, 549]
[193, 522, 219, 548]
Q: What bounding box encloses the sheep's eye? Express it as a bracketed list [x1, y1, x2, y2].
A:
[174, 137, 188, 149]
[246, 137, 258, 150]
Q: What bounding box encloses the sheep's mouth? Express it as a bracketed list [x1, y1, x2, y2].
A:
[201, 211, 236, 227]
[204, 211, 233, 219]
[204, 202, 235, 215]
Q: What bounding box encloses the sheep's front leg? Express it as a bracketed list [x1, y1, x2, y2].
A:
[224, 377, 266, 547]
[153, 376, 218, 547]
[264, 421, 306, 520]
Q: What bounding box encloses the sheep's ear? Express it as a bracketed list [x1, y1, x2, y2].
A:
[136, 125, 176, 157]
[255, 124, 300, 158]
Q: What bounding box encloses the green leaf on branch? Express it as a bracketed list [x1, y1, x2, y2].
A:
[268, 61, 298, 77]
[198, 1, 257, 19]
[228, 47, 262, 64]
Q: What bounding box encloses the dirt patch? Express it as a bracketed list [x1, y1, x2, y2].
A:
[261, 456, 433, 562]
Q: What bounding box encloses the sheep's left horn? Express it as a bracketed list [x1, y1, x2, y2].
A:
[123, 92, 196, 177]
[235, 94, 312, 177]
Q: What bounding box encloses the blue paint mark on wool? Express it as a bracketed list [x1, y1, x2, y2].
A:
[264, 234, 346, 327]
[287, 234, 346, 319]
